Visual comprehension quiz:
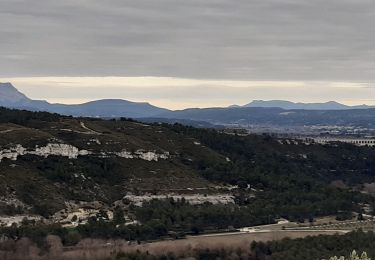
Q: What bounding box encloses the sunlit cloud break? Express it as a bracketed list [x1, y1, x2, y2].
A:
[1, 77, 374, 110]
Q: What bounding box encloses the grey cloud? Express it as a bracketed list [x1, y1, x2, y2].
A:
[1, 0, 375, 81]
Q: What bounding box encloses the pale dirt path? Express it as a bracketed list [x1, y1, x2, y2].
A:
[80, 122, 101, 135]
[58, 122, 102, 135]
[0, 129, 15, 134]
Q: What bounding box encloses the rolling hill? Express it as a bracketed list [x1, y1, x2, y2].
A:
[0, 107, 228, 217]
[0, 107, 375, 221]
[0, 82, 169, 118]
[2, 83, 375, 132]
[2, 83, 375, 130]
[242, 100, 374, 110]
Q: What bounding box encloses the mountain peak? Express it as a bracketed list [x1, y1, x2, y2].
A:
[243, 100, 351, 110]
[326, 101, 340, 104]
[0, 82, 17, 89]
[0, 82, 30, 105]
[0, 82, 169, 118]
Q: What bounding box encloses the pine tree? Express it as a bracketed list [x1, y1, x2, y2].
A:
[329, 250, 371, 260]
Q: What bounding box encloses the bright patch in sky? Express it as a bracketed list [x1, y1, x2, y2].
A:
[1, 77, 374, 109]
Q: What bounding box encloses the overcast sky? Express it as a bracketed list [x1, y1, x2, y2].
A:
[1, 0, 375, 108]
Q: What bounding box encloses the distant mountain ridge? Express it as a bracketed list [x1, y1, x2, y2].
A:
[242, 100, 374, 110]
[0, 82, 170, 118]
[1, 83, 375, 129]
[157, 106, 375, 129]
[49, 99, 169, 118]
[0, 82, 29, 105]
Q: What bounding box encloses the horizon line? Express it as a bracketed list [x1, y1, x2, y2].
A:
[1, 77, 375, 109]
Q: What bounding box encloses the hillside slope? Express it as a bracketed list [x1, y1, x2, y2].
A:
[0, 108, 227, 216]
[0, 107, 375, 224]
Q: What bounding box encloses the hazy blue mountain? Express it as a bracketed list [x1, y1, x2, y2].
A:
[0, 83, 169, 118]
[243, 100, 374, 110]
[158, 106, 375, 128]
[0, 82, 51, 109]
[139, 117, 220, 128]
[0, 82, 32, 106]
[49, 99, 169, 118]
[2, 82, 375, 128]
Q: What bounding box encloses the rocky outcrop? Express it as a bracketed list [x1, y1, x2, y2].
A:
[115, 150, 169, 161]
[0, 144, 170, 162]
[0, 144, 91, 162]
[122, 193, 235, 206]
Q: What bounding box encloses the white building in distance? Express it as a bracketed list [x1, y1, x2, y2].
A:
[305, 137, 375, 147]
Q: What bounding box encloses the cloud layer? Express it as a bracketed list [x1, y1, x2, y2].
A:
[1, 1, 375, 108]
[2, 0, 375, 81]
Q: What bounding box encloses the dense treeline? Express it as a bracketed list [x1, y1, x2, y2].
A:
[135, 198, 274, 233]
[0, 213, 167, 247]
[1, 198, 372, 253]
[0, 107, 63, 125]
[165, 124, 375, 221]
[135, 196, 365, 231]
[0, 199, 275, 247]
[167, 124, 375, 185]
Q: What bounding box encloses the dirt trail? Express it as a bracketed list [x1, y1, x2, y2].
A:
[80, 122, 101, 135]
[59, 122, 102, 135]
[0, 129, 15, 134]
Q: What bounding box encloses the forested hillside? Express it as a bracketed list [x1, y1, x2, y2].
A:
[0, 107, 375, 246]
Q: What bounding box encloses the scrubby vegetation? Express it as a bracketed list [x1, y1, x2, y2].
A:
[1, 107, 374, 222]
[0, 198, 273, 246]
[104, 231, 375, 260]
[330, 251, 371, 260]
[166, 124, 375, 221]
[249, 230, 375, 260]
[2, 229, 373, 259]
[135, 198, 274, 233]
[1, 108, 375, 258]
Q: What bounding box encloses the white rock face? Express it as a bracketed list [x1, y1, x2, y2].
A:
[0, 144, 169, 162]
[0, 143, 91, 162]
[117, 150, 169, 161]
[124, 193, 235, 206]
[115, 150, 134, 159]
[0, 145, 26, 161]
[32, 144, 90, 159]
[0, 215, 42, 227]
[135, 150, 169, 161]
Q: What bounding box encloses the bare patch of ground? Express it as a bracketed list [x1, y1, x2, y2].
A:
[330, 180, 348, 189]
[0, 230, 347, 260]
[363, 183, 375, 196]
